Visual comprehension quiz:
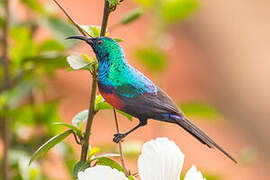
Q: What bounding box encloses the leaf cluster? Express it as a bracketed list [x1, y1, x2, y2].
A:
[0, 0, 79, 179]
[132, 0, 199, 72]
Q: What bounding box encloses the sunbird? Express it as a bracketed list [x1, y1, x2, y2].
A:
[67, 36, 237, 163]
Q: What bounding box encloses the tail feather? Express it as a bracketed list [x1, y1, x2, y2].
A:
[170, 114, 237, 163]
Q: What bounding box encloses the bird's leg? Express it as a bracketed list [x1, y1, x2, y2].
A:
[113, 118, 147, 143]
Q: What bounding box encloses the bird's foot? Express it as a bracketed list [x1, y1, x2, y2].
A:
[113, 133, 126, 143]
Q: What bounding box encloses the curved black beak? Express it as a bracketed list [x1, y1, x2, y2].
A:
[66, 35, 93, 45]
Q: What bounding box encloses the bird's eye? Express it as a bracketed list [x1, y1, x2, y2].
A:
[96, 39, 103, 45]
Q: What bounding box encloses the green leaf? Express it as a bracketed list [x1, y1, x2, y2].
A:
[79, 25, 105, 37]
[29, 130, 73, 165]
[122, 141, 142, 158]
[53, 122, 82, 137]
[95, 95, 132, 121]
[81, 53, 94, 63]
[128, 175, 138, 180]
[107, 0, 120, 6]
[133, 0, 153, 8]
[203, 174, 221, 180]
[23, 54, 67, 74]
[161, 0, 199, 23]
[91, 153, 120, 161]
[95, 157, 124, 173]
[95, 100, 113, 111]
[121, 8, 144, 25]
[72, 161, 90, 179]
[67, 55, 91, 70]
[0, 15, 4, 27]
[9, 26, 37, 63]
[37, 39, 65, 52]
[135, 47, 167, 71]
[179, 102, 221, 120]
[20, 0, 46, 14]
[88, 147, 101, 160]
[114, 38, 123, 42]
[72, 110, 89, 128]
[40, 16, 78, 48]
[116, 110, 133, 121]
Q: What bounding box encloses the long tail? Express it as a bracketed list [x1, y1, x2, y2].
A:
[170, 114, 237, 163]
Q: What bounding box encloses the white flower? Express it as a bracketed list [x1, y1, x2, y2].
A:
[138, 137, 184, 180]
[184, 166, 206, 180]
[138, 137, 205, 180]
[77, 138, 205, 180]
[78, 165, 129, 180]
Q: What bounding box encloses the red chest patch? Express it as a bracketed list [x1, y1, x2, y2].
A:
[100, 90, 125, 110]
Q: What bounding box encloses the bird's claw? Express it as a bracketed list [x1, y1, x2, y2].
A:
[113, 133, 126, 143]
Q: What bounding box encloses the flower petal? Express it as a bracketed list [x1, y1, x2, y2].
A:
[78, 165, 129, 180]
[138, 137, 184, 180]
[184, 166, 205, 180]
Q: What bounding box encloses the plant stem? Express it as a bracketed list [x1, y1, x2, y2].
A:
[54, 0, 119, 162]
[80, 0, 114, 161]
[80, 68, 97, 161]
[100, 0, 110, 36]
[1, 0, 10, 179]
[52, 0, 96, 162]
[113, 109, 129, 176]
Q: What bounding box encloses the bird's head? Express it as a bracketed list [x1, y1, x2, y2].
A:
[67, 36, 123, 62]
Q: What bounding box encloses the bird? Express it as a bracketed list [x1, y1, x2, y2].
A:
[67, 35, 237, 163]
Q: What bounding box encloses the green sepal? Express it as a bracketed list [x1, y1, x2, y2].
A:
[72, 160, 90, 179]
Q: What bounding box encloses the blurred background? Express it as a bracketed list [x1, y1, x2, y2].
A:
[1, 0, 270, 179]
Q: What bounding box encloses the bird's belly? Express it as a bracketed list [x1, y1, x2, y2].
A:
[98, 82, 125, 110]
[100, 91, 125, 110]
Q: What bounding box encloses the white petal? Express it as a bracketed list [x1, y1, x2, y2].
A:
[138, 137, 184, 180]
[78, 165, 129, 180]
[184, 166, 205, 180]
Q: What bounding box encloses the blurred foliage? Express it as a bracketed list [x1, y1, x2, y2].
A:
[121, 8, 144, 25]
[134, 0, 198, 24]
[238, 147, 257, 165]
[179, 102, 221, 121]
[96, 140, 143, 159]
[132, 0, 199, 72]
[0, 0, 78, 179]
[135, 46, 167, 71]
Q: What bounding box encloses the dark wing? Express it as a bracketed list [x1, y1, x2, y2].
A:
[116, 85, 237, 163]
[115, 85, 184, 119]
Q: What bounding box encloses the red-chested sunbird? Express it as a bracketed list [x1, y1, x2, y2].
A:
[67, 36, 237, 163]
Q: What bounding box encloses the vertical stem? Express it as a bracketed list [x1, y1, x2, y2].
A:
[53, 0, 97, 163]
[80, 0, 114, 162]
[1, 0, 10, 179]
[100, 0, 110, 36]
[113, 109, 129, 176]
[2, 0, 10, 85]
[80, 69, 97, 161]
